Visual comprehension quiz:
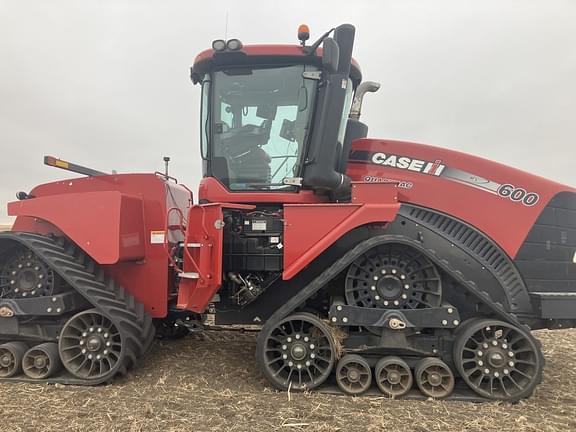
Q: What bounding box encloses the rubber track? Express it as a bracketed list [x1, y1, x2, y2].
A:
[257, 234, 544, 396]
[0, 232, 155, 385]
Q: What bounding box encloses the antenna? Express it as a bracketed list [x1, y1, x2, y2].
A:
[224, 11, 229, 41]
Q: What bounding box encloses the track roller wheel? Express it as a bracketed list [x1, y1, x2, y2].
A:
[257, 313, 336, 391]
[336, 354, 372, 395]
[0, 342, 28, 378]
[22, 343, 61, 379]
[453, 318, 543, 401]
[59, 309, 124, 381]
[414, 357, 454, 399]
[374, 356, 413, 397]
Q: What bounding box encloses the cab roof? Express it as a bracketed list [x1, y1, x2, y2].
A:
[190, 44, 362, 85]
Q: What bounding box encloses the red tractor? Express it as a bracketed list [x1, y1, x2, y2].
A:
[0, 24, 574, 401]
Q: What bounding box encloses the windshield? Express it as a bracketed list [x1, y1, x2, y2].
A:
[203, 65, 317, 191]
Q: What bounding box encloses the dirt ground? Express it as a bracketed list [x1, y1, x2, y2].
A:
[1, 329, 575, 432]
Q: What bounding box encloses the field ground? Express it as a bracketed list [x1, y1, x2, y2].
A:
[1, 328, 575, 432]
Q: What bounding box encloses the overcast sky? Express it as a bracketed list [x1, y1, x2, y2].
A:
[0, 0, 575, 223]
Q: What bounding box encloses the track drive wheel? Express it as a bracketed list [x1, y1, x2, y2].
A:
[414, 357, 454, 399]
[257, 313, 336, 391]
[22, 343, 62, 379]
[453, 319, 543, 401]
[0, 342, 28, 378]
[374, 356, 413, 397]
[336, 354, 372, 395]
[59, 309, 124, 381]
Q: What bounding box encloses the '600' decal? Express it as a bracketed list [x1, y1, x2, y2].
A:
[497, 184, 539, 206]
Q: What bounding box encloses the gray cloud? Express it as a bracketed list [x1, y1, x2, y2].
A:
[1, 0, 575, 222]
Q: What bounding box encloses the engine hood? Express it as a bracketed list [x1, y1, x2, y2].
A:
[346, 138, 575, 257]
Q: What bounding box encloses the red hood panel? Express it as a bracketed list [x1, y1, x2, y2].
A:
[347, 138, 575, 257]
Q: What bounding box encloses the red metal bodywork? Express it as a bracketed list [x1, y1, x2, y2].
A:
[8, 174, 191, 317]
[347, 138, 576, 258]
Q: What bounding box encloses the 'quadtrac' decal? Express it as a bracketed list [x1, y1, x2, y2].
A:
[350, 150, 540, 207]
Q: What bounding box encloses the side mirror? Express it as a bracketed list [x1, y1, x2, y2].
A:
[322, 38, 339, 74]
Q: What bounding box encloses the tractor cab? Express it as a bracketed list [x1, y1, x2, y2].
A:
[191, 24, 373, 201]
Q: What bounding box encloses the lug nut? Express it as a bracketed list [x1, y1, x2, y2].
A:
[282, 354, 288, 360]
[305, 361, 311, 367]
[331, 317, 337, 322]
[82, 332, 88, 337]
[373, 276, 379, 281]
[404, 284, 410, 290]
[401, 294, 407, 299]
[81, 349, 87, 354]
[79, 340, 84, 346]
[22, 292, 27, 297]
[11, 271, 16, 275]
[494, 372, 500, 378]
[97, 328, 102, 333]
[400, 274, 406, 280]
[508, 361, 515, 367]
[38, 274, 44, 279]
[477, 351, 483, 356]
[483, 343, 489, 349]
[370, 286, 376, 291]
[310, 353, 316, 359]
[34, 266, 40, 271]
[478, 360, 483, 366]
[282, 345, 287, 350]
[295, 334, 301, 340]
[381, 270, 387, 274]
[297, 364, 302, 370]
[453, 320, 459, 326]
[103, 349, 108, 355]
[503, 369, 509, 375]
[336, 305, 343, 311]
[508, 351, 514, 357]
[304, 337, 309, 342]
[52, 297, 57, 302]
[374, 295, 380, 300]
[393, 300, 399, 306]
[309, 344, 315, 350]
[47, 307, 52, 313]
[288, 361, 293, 367]
[492, 340, 498, 346]
[103, 333, 109, 338]
[96, 355, 101, 360]
[383, 301, 389, 306]
[392, 269, 397, 274]
[448, 308, 453, 314]
[442, 320, 448, 325]
[342, 317, 348, 323]
[56, 308, 62, 313]
[287, 337, 292, 343]
[106, 341, 111, 347]
[484, 368, 490, 374]
[502, 344, 508, 349]
[89, 327, 94, 333]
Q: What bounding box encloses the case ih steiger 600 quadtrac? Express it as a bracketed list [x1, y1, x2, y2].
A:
[0, 24, 574, 401]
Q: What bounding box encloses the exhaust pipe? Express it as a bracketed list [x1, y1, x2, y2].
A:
[349, 81, 381, 120]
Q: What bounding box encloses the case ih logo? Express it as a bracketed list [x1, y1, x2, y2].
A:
[353, 151, 446, 176]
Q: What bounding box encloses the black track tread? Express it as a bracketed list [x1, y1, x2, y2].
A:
[0, 232, 155, 385]
[257, 233, 544, 399]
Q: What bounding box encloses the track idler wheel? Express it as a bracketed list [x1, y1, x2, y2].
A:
[59, 309, 124, 381]
[453, 319, 544, 401]
[257, 312, 336, 391]
[414, 357, 454, 399]
[0, 342, 28, 378]
[22, 343, 62, 379]
[336, 354, 372, 395]
[374, 356, 413, 397]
